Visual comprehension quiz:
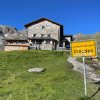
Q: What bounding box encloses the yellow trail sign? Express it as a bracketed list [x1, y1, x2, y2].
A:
[71, 40, 97, 57]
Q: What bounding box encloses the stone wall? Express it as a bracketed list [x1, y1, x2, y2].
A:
[28, 20, 60, 41]
[41, 42, 53, 50]
[29, 40, 56, 50]
[5, 45, 29, 51]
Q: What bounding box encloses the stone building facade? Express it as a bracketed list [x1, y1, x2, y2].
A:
[25, 18, 63, 50]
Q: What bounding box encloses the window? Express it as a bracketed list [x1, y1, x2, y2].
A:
[46, 40, 50, 44]
[33, 34, 36, 37]
[41, 34, 44, 37]
[44, 40, 50, 44]
[41, 26, 45, 29]
[47, 34, 51, 38]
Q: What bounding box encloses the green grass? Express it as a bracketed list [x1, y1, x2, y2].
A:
[0, 50, 100, 100]
[77, 58, 93, 65]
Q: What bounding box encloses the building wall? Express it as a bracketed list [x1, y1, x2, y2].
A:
[65, 37, 71, 42]
[5, 45, 29, 51]
[41, 43, 52, 50]
[30, 41, 56, 50]
[40, 41, 56, 50]
[28, 20, 60, 41]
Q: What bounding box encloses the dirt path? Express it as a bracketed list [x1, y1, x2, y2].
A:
[68, 57, 100, 82]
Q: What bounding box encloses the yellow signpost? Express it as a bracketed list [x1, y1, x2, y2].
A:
[71, 40, 97, 57]
[71, 40, 97, 96]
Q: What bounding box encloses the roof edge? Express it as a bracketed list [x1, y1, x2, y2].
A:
[24, 18, 63, 27]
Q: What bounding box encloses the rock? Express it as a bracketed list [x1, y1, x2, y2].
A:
[0, 25, 18, 35]
[98, 62, 100, 66]
[28, 68, 45, 73]
[0, 25, 27, 39]
[92, 58, 98, 63]
[94, 81, 100, 84]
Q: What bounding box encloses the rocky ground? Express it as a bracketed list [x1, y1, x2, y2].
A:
[68, 57, 100, 82]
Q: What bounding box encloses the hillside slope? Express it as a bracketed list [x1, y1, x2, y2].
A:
[0, 50, 100, 100]
[74, 32, 100, 50]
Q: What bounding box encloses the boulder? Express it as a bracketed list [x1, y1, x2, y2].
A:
[28, 68, 45, 73]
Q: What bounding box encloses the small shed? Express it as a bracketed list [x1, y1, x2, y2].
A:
[4, 39, 29, 51]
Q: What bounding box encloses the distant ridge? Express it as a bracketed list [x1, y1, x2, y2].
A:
[0, 25, 18, 34]
[0, 25, 27, 39]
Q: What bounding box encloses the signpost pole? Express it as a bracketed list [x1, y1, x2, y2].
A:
[83, 57, 87, 96]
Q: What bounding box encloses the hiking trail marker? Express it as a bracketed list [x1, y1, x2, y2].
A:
[71, 40, 97, 96]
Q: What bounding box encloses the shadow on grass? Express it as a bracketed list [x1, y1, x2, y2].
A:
[79, 96, 91, 100]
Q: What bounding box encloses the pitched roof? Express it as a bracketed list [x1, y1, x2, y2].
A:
[5, 37, 27, 41]
[64, 35, 73, 37]
[24, 18, 63, 27]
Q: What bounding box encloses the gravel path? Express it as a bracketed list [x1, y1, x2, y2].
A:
[68, 57, 100, 82]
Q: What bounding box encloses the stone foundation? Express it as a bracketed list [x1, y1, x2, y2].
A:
[41, 43, 53, 50]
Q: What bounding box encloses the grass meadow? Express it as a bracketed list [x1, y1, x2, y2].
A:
[0, 50, 100, 100]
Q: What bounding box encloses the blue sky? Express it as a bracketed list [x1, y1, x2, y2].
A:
[0, 0, 100, 35]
